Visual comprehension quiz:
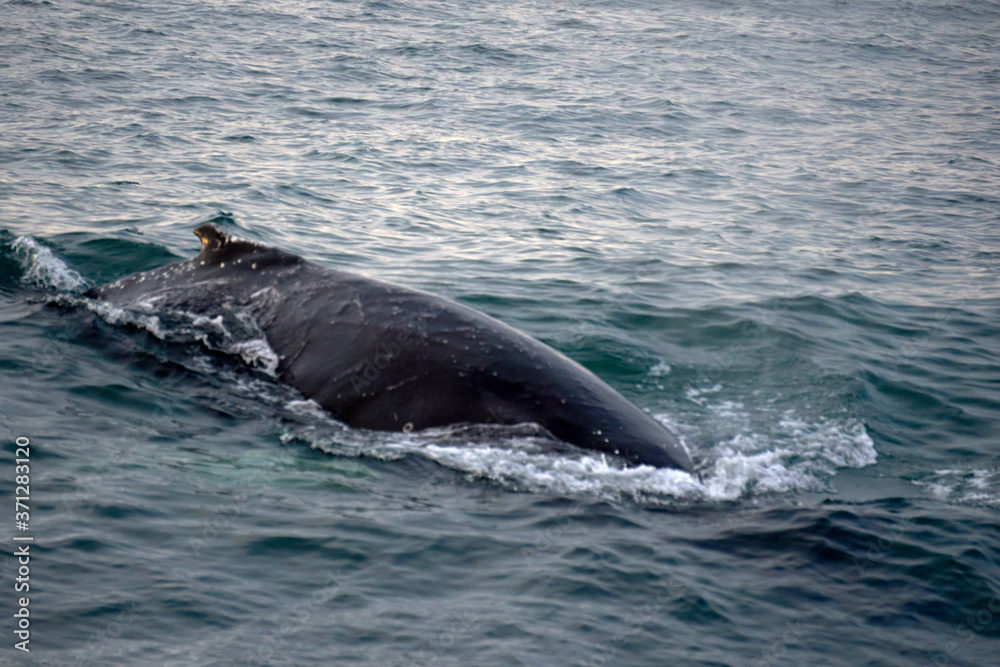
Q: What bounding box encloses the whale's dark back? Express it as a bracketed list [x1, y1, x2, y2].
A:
[88, 224, 695, 472]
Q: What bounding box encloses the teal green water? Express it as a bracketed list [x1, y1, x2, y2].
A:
[2, 0, 999, 665]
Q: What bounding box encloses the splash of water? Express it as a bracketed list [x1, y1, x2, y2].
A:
[12, 236, 87, 291]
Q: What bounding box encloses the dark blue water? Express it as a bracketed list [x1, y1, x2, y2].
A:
[2, 0, 999, 664]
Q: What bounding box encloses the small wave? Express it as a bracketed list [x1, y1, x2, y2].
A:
[11, 236, 87, 291]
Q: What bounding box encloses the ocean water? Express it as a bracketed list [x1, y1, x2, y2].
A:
[1, 0, 999, 664]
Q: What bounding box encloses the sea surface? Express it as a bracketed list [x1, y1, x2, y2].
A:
[2, 0, 999, 665]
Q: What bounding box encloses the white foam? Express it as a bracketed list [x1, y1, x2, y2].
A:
[685, 383, 723, 405]
[190, 314, 227, 333]
[87, 300, 166, 339]
[231, 338, 280, 376]
[297, 405, 877, 504]
[422, 443, 702, 498]
[83, 296, 281, 377]
[285, 399, 329, 419]
[912, 468, 1000, 508]
[12, 236, 87, 291]
[649, 361, 672, 376]
[696, 415, 876, 499]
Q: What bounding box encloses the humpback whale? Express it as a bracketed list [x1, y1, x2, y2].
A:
[86, 224, 695, 472]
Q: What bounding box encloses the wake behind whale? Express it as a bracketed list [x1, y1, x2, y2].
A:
[84, 224, 696, 473]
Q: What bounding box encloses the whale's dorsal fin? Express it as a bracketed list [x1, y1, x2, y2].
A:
[194, 222, 231, 249]
[194, 222, 262, 254]
[193, 223, 301, 268]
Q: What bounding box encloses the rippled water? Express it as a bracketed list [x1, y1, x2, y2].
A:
[2, 0, 999, 665]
